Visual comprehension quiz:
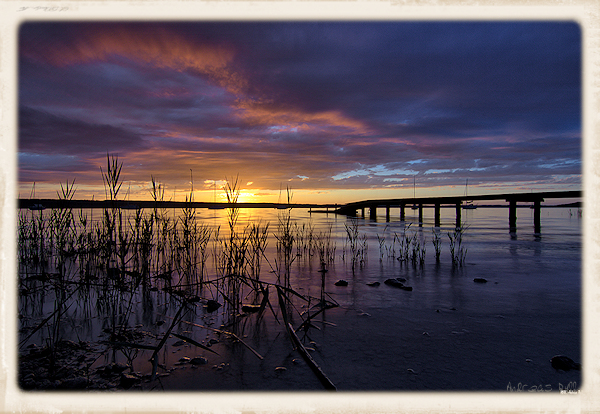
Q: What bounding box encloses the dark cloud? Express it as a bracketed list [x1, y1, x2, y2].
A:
[19, 106, 147, 155]
[18, 21, 581, 199]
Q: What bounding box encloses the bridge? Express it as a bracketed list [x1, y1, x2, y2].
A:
[334, 190, 582, 233]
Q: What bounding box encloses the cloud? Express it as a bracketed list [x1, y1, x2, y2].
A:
[18, 21, 581, 200]
[19, 106, 147, 156]
[20, 23, 243, 93]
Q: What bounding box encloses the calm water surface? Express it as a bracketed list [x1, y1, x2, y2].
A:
[18, 206, 582, 391]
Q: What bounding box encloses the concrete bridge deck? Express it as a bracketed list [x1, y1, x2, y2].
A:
[335, 190, 582, 233]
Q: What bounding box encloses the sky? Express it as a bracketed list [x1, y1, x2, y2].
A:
[18, 21, 582, 204]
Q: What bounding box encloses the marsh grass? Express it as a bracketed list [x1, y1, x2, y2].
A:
[18, 158, 471, 390]
[448, 226, 468, 266]
[432, 228, 442, 262]
[343, 219, 367, 270]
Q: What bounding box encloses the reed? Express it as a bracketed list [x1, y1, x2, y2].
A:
[448, 226, 468, 266]
[18, 165, 360, 389]
[397, 223, 412, 264]
[51, 180, 77, 277]
[431, 228, 442, 262]
[274, 188, 295, 284]
[409, 232, 426, 266]
[247, 221, 269, 290]
[376, 229, 386, 260]
[344, 219, 367, 270]
[101, 153, 123, 203]
[315, 224, 336, 265]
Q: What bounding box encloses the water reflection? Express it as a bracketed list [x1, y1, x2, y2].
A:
[17, 205, 581, 390]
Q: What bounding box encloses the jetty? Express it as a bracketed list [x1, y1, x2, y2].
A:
[334, 190, 582, 233]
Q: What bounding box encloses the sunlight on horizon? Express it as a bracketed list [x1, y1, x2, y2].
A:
[17, 181, 582, 205]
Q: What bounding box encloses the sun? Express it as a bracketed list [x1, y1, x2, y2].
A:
[234, 191, 257, 203]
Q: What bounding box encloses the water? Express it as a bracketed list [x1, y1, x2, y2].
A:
[17, 205, 582, 391]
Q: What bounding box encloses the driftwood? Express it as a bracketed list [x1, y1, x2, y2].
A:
[286, 323, 337, 391]
[164, 316, 264, 360]
[275, 285, 336, 390]
[150, 302, 187, 380]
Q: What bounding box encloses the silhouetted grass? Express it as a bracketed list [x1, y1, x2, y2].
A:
[17, 156, 471, 390]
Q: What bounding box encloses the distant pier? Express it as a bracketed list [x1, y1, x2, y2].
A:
[334, 190, 582, 233]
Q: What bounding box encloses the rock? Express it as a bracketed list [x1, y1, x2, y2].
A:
[334, 280, 348, 286]
[119, 373, 140, 389]
[473, 278, 488, 283]
[59, 376, 88, 389]
[242, 304, 262, 313]
[38, 379, 52, 389]
[58, 339, 78, 348]
[179, 356, 191, 363]
[22, 379, 36, 389]
[190, 357, 208, 365]
[23, 373, 35, 382]
[384, 278, 404, 287]
[384, 278, 412, 290]
[550, 355, 581, 371]
[172, 340, 186, 347]
[111, 362, 129, 373]
[156, 320, 165, 326]
[215, 362, 228, 371]
[205, 299, 221, 313]
[366, 282, 380, 287]
[275, 366, 287, 372]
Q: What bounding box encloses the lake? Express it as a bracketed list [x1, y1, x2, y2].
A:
[17, 205, 582, 391]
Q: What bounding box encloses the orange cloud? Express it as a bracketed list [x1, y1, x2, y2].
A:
[40, 26, 246, 94]
[234, 99, 371, 135]
[33, 25, 370, 136]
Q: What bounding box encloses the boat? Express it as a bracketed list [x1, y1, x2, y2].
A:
[208, 181, 225, 210]
[411, 176, 419, 210]
[462, 179, 477, 210]
[28, 183, 46, 211]
[121, 183, 141, 209]
[276, 184, 292, 210]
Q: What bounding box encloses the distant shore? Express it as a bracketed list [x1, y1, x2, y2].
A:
[18, 198, 581, 210]
[18, 198, 340, 210]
